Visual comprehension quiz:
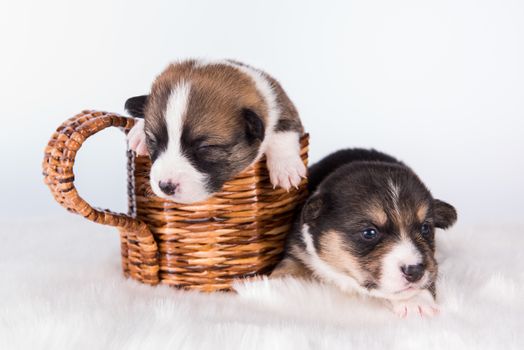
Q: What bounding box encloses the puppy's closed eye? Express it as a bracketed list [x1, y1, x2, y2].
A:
[196, 144, 231, 160]
[197, 143, 225, 150]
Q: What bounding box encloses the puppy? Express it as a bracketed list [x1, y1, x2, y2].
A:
[271, 149, 457, 317]
[125, 59, 305, 203]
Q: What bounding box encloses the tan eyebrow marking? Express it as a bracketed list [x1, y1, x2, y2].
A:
[416, 203, 429, 222]
[366, 205, 388, 227]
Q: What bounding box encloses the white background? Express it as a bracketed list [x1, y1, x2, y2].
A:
[1, 0, 523, 226]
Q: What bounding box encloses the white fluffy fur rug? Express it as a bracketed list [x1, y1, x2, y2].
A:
[1, 215, 522, 349]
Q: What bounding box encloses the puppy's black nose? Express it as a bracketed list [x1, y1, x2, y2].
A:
[401, 264, 425, 283]
[159, 181, 177, 196]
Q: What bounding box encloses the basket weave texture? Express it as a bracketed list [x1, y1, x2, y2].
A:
[43, 110, 308, 292]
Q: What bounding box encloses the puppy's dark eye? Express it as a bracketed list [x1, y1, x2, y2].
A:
[421, 222, 431, 236]
[361, 228, 379, 240]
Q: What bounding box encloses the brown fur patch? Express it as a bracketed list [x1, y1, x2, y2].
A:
[271, 256, 311, 279]
[226, 60, 303, 134]
[146, 60, 266, 135]
[358, 239, 394, 284]
[318, 230, 365, 282]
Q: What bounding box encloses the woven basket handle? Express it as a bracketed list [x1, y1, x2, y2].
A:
[43, 110, 159, 284]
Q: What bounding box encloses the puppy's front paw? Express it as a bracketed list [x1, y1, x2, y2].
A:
[266, 153, 306, 191]
[127, 119, 148, 156]
[389, 292, 439, 318]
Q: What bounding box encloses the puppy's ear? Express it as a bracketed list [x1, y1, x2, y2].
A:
[301, 194, 324, 224]
[125, 95, 149, 119]
[242, 108, 265, 144]
[433, 199, 457, 229]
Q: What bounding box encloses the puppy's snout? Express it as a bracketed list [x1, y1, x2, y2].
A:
[159, 180, 178, 196]
[401, 263, 425, 283]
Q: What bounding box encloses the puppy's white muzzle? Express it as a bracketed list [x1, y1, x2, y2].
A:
[378, 238, 429, 299]
[150, 152, 210, 204]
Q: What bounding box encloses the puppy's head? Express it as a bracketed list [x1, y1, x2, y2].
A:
[125, 61, 267, 203]
[302, 162, 457, 300]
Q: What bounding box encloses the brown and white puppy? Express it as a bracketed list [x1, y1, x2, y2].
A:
[125, 59, 304, 203]
[272, 149, 457, 317]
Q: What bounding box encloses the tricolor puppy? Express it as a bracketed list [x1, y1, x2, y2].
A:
[271, 149, 457, 317]
[125, 59, 304, 203]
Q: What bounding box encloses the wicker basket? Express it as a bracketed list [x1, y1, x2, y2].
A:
[43, 110, 308, 292]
